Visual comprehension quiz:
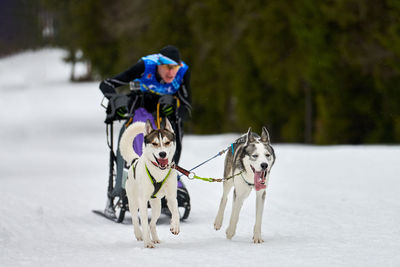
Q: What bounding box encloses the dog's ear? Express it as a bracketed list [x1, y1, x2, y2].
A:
[245, 127, 252, 145]
[163, 118, 173, 133]
[261, 126, 271, 144]
[145, 119, 154, 135]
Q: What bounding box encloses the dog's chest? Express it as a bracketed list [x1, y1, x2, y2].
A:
[135, 164, 176, 198]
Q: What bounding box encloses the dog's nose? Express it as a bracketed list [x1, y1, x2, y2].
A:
[159, 152, 167, 158]
[261, 163, 268, 170]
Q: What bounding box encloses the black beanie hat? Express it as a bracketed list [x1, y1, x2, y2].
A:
[159, 45, 181, 64]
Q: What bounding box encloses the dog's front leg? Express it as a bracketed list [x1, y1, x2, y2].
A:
[214, 179, 234, 230]
[166, 195, 180, 235]
[226, 187, 251, 240]
[253, 189, 266, 243]
[126, 179, 142, 241]
[139, 199, 154, 248]
[127, 196, 142, 241]
[149, 198, 161, 244]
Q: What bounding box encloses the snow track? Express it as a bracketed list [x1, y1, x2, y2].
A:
[1, 49, 399, 267]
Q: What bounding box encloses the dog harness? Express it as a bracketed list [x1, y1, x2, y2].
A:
[145, 164, 172, 198]
[130, 158, 139, 179]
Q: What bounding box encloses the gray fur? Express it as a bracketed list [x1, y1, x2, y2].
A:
[214, 126, 276, 243]
[224, 129, 275, 178]
[144, 120, 176, 145]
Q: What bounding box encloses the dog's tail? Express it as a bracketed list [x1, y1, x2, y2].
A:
[119, 122, 145, 164]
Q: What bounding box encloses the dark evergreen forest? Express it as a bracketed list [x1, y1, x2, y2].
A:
[3, 0, 400, 143]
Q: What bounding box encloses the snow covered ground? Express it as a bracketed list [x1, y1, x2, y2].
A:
[0, 49, 399, 267]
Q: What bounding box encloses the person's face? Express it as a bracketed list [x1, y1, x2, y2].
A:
[157, 64, 180, 83]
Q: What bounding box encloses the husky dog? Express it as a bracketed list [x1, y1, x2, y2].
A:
[214, 127, 275, 243]
[119, 119, 179, 248]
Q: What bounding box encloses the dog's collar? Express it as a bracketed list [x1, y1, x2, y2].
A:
[240, 172, 254, 187]
[145, 164, 172, 198]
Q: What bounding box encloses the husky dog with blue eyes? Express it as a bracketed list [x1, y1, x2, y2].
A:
[119, 119, 179, 248]
[214, 127, 275, 243]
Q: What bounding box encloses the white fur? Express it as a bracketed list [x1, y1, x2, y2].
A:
[119, 122, 145, 164]
[214, 131, 274, 243]
[119, 120, 179, 248]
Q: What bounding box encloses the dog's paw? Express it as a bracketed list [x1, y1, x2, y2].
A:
[253, 235, 264, 244]
[144, 241, 155, 248]
[226, 228, 235, 240]
[134, 230, 143, 241]
[170, 227, 180, 235]
[152, 238, 161, 244]
[170, 223, 180, 235]
[214, 214, 223, 230]
[214, 220, 222, 230]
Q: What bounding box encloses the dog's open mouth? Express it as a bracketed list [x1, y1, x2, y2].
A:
[250, 165, 267, 191]
[154, 156, 169, 170]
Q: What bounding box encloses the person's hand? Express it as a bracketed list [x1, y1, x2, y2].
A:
[116, 106, 127, 118]
[159, 95, 175, 116]
[162, 105, 174, 116]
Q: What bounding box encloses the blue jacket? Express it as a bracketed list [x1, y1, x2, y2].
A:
[135, 54, 189, 95]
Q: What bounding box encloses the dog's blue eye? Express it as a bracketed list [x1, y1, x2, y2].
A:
[252, 155, 258, 159]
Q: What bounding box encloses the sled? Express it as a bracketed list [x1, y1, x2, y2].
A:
[95, 89, 191, 223]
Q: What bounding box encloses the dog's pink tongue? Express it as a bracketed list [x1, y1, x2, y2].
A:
[158, 158, 168, 167]
[254, 171, 266, 191]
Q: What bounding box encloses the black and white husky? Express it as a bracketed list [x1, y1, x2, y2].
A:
[119, 119, 179, 248]
[214, 127, 275, 243]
